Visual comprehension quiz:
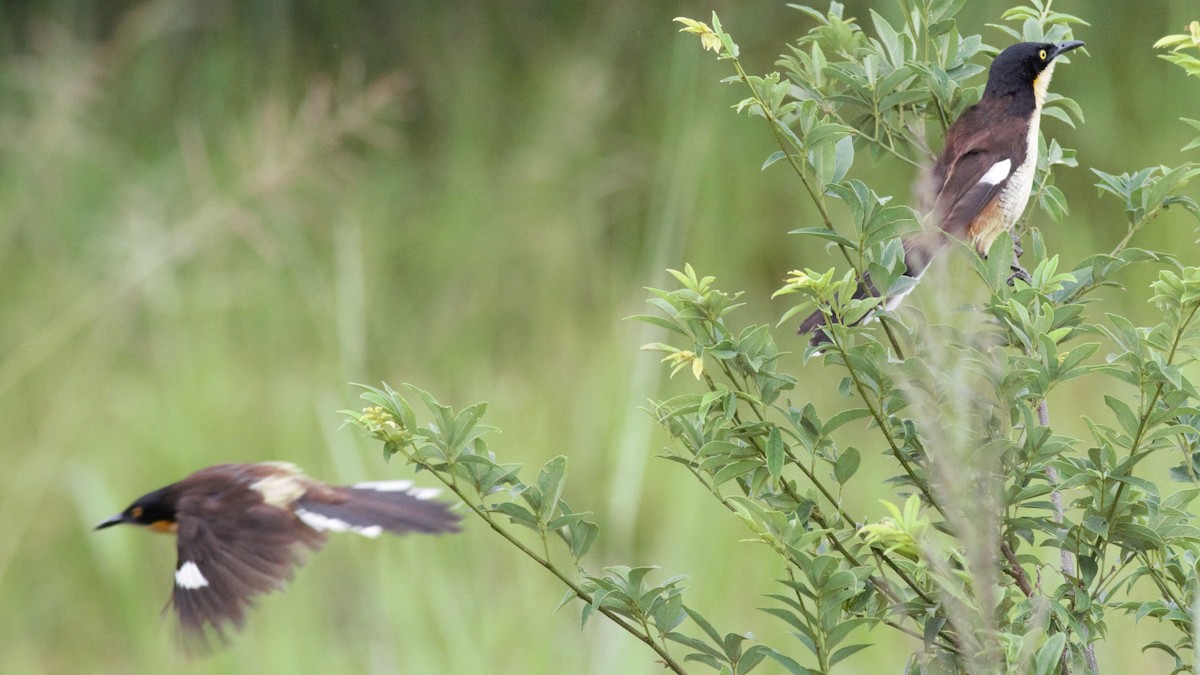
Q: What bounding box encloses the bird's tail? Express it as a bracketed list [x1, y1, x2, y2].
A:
[798, 232, 946, 346]
[295, 481, 461, 537]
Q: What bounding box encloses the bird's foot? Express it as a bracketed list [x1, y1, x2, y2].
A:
[1008, 261, 1032, 286]
[1010, 231, 1025, 258]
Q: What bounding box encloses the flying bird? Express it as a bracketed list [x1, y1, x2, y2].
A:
[800, 40, 1085, 345]
[96, 462, 460, 647]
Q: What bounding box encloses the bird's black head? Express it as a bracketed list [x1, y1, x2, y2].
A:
[983, 40, 1085, 99]
[95, 485, 180, 532]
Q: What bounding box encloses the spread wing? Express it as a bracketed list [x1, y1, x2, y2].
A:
[169, 491, 325, 650]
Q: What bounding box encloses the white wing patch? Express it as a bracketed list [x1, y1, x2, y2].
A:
[979, 159, 1012, 186]
[351, 480, 414, 492]
[175, 561, 209, 590]
[294, 508, 383, 538]
[883, 286, 915, 312]
[352, 480, 439, 500]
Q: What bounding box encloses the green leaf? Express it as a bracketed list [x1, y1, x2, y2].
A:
[923, 616, 947, 649]
[667, 632, 721, 663]
[546, 512, 592, 531]
[830, 135, 855, 185]
[1038, 184, 1069, 222]
[712, 459, 764, 486]
[652, 590, 687, 632]
[758, 647, 816, 675]
[1143, 641, 1183, 661]
[762, 150, 789, 171]
[829, 643, 871, 667]
[766, 426, 785, 483]
[535, 456, 569, 522]
[554, 588, 578, 614]
[788, 226, 858, 248]
[1078, 555, 1098, 585]
[492, 502, 539, 530]
[684, 605, 724, 645]
[680, 652, 722, 670]
[569, 519, 600, 561]
[1104, 396, 1140, 437]
[738, 645, 770, 672]
[984, 232, 1015, 289]
[760, 606, 809, 634]
[721, 631, 746, 661]
[628, 314, 689, 336]
[1081, 515, 1108, 538]
[1168, 451, 1200, 483]
[581, 587, 612, 628]
[1041, 105, 1075, 128]
[824, 407, 871, 433]
[1034, 633, 1067, 675]
[1111, 522, 1166, 551]
[825, 617, 868, 651]
[834, 447, 860, 484]
[879, 88, 928, 110]
[1180, 118, 1200, 151]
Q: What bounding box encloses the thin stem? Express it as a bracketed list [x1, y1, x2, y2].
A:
[394, 446, 689, 674]
[675, 423, 957, 651]
[1064, 208, 1171, 303]
[826, 328, 945, 520]
[1091, 554, 1138, 601]
[697, 353, 943, 610]
[1107, 200, 1170, 259]
[1137, 552, 1189, 622]
[728, 61, 843, 246]
[785, 567, 830, 672]
[1039, 400, 1075, 579]
[693, 360, 959, 650]
[727, 54, 907, 357]
[854, 127, 924, 167]
[1000, 541, 1034, 597]
[1029, 354, 1086, 675]
[1101, 302, 1196, 528]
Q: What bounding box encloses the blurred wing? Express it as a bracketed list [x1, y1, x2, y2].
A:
[169, 496, 325, 649]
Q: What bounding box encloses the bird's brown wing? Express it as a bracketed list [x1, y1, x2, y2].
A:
[797, 148, 1012, 345]
[929, 146, 1013, 248]
[169, 489, 326, 650]
[928, 95, 1032, 253]
[798, 145, 1013, 345]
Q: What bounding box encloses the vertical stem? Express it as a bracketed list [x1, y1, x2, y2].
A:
[1040, 398, 1097, 675]
[1040, 401, 1073, 578]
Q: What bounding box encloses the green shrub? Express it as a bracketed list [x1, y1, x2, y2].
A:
[347, 3, 1200, 673]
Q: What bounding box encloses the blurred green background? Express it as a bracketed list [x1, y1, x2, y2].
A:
[1, 1, 1197, 673]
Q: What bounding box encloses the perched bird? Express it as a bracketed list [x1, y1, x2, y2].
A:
[96, 462, 460, 647]
[800, 40, 1085, 345]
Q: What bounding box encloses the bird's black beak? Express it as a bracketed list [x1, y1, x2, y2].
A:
[1051, 40, 1085, 59]
[95, 513, 126, 530]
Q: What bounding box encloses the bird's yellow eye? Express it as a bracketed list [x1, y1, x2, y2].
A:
[1039, 49, 1047, 60]
[131, 506, 144, 519]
